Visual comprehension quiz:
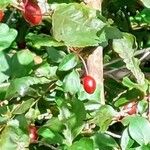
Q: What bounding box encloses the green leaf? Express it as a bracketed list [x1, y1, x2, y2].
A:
[114, 88, 144, 107]
[25, 108, 40, 121]
[135, 8, 150, 23]
[0, 83, 9, 99]
[84, 101, 101, 111]
[136, 144, 150, 150]
[58, 53, 78, 71]
[122, 77, 148, 93]
[26, 33, 64, 49]
[121, 128, 134, 150]
[52, 3, 105, 47]
[105, 77, 127, 102]
[35, 63, 58, 79]
[11, 50, 34, 78]
[78, 84, 102, 103]
[105, 26, 123, 40]
[92, 132, 119, 150]
[140, 0, 150, 8]
[94, 105, 118, 132]
[0, 72, 9, 84]
[63, 70, 80, 95]
[0, 51, 10, 72]
[137, 99, 148, 114]
[38, 127, 63, 144]
[12, 98, 35, 114]
[0, 116, 8, 125]
[69, 138, 94, 150]
[0, 23, 17, 51]
[113, 33, 145, 85]
[0, 0, 11, 9]
[47, 47, 66, 63]
[44, 117, 64, 132]
[59, 99, 86, 146]
[70, 99, 86, 136]
[122, 116, 150, 145]
[5, 76, 51, 99]
[0, 125, 29, 150]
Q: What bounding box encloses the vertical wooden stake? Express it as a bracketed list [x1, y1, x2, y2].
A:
[85, 0, 105, 105]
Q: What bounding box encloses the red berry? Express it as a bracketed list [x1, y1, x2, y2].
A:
[28, 125, 38, 142]
[0, 10, 4, 22]
[83, 75, 96, 94]
[22, 0, 42, 25]
[123, 101, 137, 115]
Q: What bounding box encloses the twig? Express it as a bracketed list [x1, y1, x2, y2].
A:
[78, 54, 89, 75]
[140, 51, 150, 61]
[104, 48, 150, 75]
[6, 9, 16, 25]
[38, 141, 58, 150]
[69, 47, 89, 75]
[104, 66, 126, 75]
[104, 48, 150, 68]
[105, 131, 121, 138]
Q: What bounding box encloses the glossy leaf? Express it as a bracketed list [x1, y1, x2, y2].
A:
[0, 0, 11, 9]
[69, 138, 94, 150]
[35, 63, 58, 79]
[38, 127, 63, 144]
[26, 33, 64, 49]
[63, 70, 80, 95]
[0, 23, 17, 51]
[114, 88, 144, 107]
[0, 125, 29, 150]
[12, 98, 35, 114]
[140, 0, 150, 8]
[52, 3, 105, 47]
[47, 47, 66, 63]
[92, 132, 119, 150]
[94, 105, 118, 132]
[5, 76, 51, 99]
[58, 53, 78, 71]
[11, 50, 34, 78]
[113, 33, 145, 85]
[122, 116, 150, 145]
[121, 128, 134, 150]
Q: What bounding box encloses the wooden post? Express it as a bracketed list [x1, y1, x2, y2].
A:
[85, 0, 105, 104]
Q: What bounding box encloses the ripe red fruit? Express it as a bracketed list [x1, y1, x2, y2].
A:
[0, 10, 4, 21]
[123, 101, 137, 115]
[83, 75, 96, 94]
[22, 0, 42, 25]
[28, 125, 38, 142]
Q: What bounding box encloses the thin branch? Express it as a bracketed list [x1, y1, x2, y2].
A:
[104, 48, 150, 75]
[105, 131, 121, 139]
[78, 54, 89, 75]
[140, 51, 150, 61]
[6, 9, 16, 25]
[69, 47, 89, 75]
[104, 66, 126, 75]
[104, 48, 150, 68]
[38, 141, 58, 150]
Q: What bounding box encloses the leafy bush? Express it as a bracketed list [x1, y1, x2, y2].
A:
[0, 0, 150, 149]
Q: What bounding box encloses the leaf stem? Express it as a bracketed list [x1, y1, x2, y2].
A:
[69, 47, 89, 75]
[78, 54, 89, 75]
